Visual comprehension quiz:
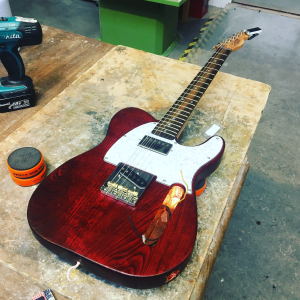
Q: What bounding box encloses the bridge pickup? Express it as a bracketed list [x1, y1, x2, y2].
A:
[119, 165, 147, 189]
[100, 163, 155, 206]
[138, 135, 172, 155]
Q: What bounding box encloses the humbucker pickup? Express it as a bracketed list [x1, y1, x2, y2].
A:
[100, 163, 155, 206]
[138, 135, 172, 155]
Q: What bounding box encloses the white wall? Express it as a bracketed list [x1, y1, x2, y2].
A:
[209, 0, 231, 8]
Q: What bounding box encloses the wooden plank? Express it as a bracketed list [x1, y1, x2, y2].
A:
[0, 46, 271, 299]
[0, 262, 70, 300]
[0, 25, 114, 143]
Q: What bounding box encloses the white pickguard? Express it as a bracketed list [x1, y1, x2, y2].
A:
[104, 122, 224, 194]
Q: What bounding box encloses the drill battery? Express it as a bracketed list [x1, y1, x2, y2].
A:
[0, 75, 35, 113]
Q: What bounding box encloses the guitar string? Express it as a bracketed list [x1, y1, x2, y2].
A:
[152, 76, 222, 135]
[108, 46, 228, 194]
[127, 37, 240, 192]
[140, 51, 228, 172]
[152, 48, 229, 138]
[148, 33, 241, 138]
[131, 48, 231, 179]
[107, 46, 229, 199]
[147, 48, 228, 141]
[152, 53, 224, 136]
[108, 46, 228, 195]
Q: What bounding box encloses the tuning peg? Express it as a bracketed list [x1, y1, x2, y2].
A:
[244, 27, 262, 38]
[248, 33, 259, 40]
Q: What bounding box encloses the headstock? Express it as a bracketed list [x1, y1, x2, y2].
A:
[214, 27, 262, 52]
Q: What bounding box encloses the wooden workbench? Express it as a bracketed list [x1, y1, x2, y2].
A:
[0, 37, 270, 299]
[0, 25, 114, 143]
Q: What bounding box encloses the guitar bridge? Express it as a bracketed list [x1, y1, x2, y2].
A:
[100, 163, 155, 206]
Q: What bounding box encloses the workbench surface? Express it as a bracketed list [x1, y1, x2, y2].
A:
[0, 44, 270, 299]
[0, 25, 114, 143]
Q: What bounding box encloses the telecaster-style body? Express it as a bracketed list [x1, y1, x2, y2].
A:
[28, 107, 224, 288]
[27, 28, 261, 288]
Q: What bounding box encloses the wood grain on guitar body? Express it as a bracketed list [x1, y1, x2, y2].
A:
[27, 28, 261, 289]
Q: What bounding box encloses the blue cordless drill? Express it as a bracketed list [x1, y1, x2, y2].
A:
[0, 16, 42, 113]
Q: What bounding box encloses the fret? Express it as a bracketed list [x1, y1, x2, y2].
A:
[200, 77, 213, 82]
[185, 84, 206, 92]
[164, 114, 187, 123]
[194, 83, 210, 89]
[166, 114, 190, 123]
[174, 105, 193, 112]
[199, 71, 216, 77]
[183, 94, 203, 102]
[191, 94, 203, 99]
[183, 102, 196, 107]
[183, 81, 212, 95]
[199, 69, 219, 76]
[175, 101, 196, 109]
[156, 127, 178, 135]
[156, 123, 185, 134]
[158, 117, 183, 127]
[152, 124, 177, 134]
[186, 85, 206, 92]
[215, 54, 228, 60]
[201, 68, 219, 73]
[164, 122, 182, 130]
[201, 66, 219, 72]
[184, 87, 205, 94]
[177, 93, 203, 103]
[170, 110, 192, 120]
[195, 81, 210, 86]
[162, 118, 184, 126]
[167, 111, 192, 120]
[154, 122, 181, 131]
[152, 47, 231, 140]
[171, 99, 194, 107]
[168, 107, 190, 116]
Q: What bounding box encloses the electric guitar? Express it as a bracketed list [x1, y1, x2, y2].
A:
[27, 28, 261, 289]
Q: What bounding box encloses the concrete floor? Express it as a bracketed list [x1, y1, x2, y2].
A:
[192, 6, 300, 299]
[10, 0, 100, 39]
[232, 0, 300, 15]
[7, 0, 300, 299]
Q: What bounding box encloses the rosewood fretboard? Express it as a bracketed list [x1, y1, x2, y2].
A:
[152, 47, 232, 140]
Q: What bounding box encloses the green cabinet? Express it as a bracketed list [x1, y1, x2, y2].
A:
[99, 0, 187, 55]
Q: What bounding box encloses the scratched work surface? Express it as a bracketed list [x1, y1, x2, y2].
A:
[0, 25, 114, 144]
[0, 46, 270, 300]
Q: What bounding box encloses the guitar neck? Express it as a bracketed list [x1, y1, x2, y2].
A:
[152, 47, 232, 140]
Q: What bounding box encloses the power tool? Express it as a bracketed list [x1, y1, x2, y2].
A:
[0, 16, 42, 113]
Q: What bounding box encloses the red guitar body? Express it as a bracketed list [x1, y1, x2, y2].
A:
[27, 107, 224, 289]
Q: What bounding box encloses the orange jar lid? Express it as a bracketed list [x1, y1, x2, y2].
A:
[7, 147, 44, 179]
